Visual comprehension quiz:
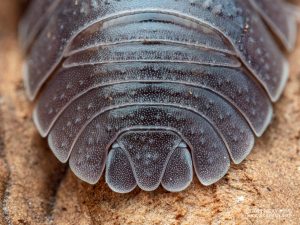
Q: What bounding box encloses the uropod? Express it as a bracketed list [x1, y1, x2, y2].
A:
[20, 0, 298, 193]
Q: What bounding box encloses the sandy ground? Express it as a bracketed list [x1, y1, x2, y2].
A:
[0, 1, 299, 225]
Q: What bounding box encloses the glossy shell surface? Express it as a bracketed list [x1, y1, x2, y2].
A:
[20, 0, 298, 192]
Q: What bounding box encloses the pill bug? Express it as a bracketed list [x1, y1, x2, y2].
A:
[20, 0, 298, 193]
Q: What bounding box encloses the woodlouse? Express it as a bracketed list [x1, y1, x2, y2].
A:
[20, 0, 298, 193]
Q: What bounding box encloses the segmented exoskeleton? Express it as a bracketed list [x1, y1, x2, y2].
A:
[20, 0, 298, 193]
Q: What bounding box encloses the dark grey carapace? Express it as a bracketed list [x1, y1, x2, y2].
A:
[20, 0, 298, 193]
